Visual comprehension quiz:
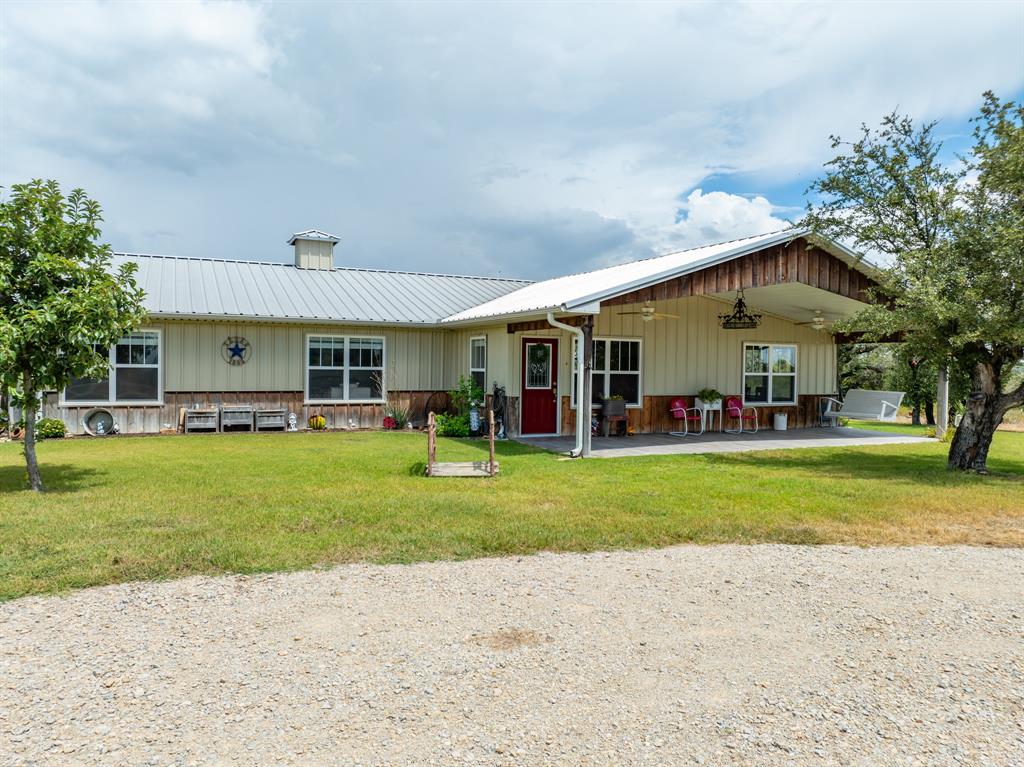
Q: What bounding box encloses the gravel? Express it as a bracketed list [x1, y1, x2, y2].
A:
[2, 545, 1022, 766]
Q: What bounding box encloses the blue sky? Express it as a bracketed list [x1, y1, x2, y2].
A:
[2, 1, 1022, 279]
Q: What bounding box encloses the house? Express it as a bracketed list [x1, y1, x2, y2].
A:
[46, 227, 880, 448]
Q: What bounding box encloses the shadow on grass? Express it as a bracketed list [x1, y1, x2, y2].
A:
[0, 464, 101, 493]
[712, 447, 1024, 483]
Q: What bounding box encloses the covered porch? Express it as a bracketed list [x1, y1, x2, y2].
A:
[518, 425, 932, 458]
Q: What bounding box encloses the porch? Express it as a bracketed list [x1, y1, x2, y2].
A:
[517, 425, 932, 458]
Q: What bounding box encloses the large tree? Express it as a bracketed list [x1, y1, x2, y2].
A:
[804, 93, 1024, 472]
[0, 180, 145, 491]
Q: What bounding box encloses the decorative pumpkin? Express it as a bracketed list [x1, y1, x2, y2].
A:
[308, 414, 327, 431]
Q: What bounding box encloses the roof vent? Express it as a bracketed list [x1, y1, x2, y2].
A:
[288, 229, 339, 270]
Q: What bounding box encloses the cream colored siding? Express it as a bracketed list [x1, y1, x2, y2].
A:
[442, 325, 509, 390]
[155, 297, 834, 403]
[595, 296, 836, 397]
[161, 320, 450, 393]
[294, 239, 334, 270]
[499, 296, 835, 401]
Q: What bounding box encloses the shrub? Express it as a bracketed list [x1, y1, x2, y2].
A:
[449, 375, 484, 417]
[435, 412, 470, 437]
[35, 418, 66, 439]
[307, 414, 327, 431]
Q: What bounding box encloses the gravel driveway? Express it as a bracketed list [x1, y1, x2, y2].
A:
[2, 545, 1022, 766]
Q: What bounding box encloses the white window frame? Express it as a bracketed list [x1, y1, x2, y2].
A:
[742, 342, 798, 407]
[469, 336, 487, 391]
[571, 336, 643, 409]
[60, 328, 163, 406]
[305, 333, 387, 404]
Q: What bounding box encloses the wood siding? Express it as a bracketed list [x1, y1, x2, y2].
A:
[601, 237, 875, 307]
[48, 390, 450, 435]
[562, 394, 828, 435]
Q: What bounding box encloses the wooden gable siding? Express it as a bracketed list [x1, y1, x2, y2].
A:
[601, 237, 874, 308]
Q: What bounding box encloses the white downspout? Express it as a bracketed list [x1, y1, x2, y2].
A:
[546, 311, 585, 458]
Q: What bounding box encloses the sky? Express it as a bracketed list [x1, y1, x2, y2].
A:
[1, 1, 1022, 280]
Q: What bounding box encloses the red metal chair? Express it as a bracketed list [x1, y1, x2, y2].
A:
[669, 397, 703, 437]
[724, 396, 758, 434]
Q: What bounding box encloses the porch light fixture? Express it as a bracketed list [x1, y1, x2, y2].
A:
[718, 289, 762, 330]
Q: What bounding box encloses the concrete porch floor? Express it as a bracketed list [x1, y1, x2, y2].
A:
[517, 426, 933, 458]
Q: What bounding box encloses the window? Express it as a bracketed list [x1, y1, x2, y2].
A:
[469, 336, 486, 392]
[572, 338, 642, 407]
[307, 335, 384, 402]
[743, 343, 797, 405]
[64, 331, 162, 404]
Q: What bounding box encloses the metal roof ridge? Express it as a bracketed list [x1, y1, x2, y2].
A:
[113, 252, 532, 283]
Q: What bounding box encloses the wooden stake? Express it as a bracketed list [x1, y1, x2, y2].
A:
[488, 408, 496, 476]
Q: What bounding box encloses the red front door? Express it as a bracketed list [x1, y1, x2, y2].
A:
[521, 338, 558, 435]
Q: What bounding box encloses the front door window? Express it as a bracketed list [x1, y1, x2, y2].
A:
[525, 343, 552, 389]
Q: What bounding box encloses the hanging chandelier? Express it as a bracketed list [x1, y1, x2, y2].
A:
[718, 288, 762, 330]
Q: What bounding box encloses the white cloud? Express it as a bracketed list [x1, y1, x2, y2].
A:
[666, 189, 789, 249]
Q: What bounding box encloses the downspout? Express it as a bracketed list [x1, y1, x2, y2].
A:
[546, 311, 586, 458]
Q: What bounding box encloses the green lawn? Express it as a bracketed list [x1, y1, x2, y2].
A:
[1, 427, 1022, 600]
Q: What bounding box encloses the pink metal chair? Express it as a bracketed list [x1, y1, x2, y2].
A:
[669, 397, 703, 437]
[724, 396, 758, 434]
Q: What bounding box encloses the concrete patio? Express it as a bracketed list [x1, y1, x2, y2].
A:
[518, 426, 932, 458]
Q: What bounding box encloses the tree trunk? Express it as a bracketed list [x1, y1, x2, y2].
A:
[922, 397, 935, 426]
[910, 404, 921, 425]
[22, 372, 44, 492]
[946, 361, 1004, 473]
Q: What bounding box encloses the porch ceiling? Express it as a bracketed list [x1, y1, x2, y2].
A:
[707, 283, 869, 326]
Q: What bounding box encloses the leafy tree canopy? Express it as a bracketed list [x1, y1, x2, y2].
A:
[804, 93, 1024, 471]
[0, 179, 146, 490]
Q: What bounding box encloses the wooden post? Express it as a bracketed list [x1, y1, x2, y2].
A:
[581, 316, 595, 457]
[936, 365, 949, 438]
[488, 408, 496, 476]
[426, 411, 437, 475]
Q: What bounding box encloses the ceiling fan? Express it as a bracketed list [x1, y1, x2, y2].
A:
[795, 309, 834, 331]
[618, 301, 679, 322]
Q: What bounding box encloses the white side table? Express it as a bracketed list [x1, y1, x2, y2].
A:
[695, 398, 722, 432]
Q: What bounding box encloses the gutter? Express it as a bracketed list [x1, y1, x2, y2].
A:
[545, 311, 585, 458]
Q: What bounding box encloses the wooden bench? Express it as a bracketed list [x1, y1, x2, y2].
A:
[220, 405, 254, 432]
[823, 389, 905, 425]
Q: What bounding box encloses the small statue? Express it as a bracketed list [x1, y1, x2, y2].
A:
[287, 412, 298, 431]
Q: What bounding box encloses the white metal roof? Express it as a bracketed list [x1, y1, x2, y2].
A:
[441, 228, 873, 324]
[287, 229, 340, 244]
[114, 253, 530, 326]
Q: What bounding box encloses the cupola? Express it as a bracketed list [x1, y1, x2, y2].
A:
[288, 229, 339, 270]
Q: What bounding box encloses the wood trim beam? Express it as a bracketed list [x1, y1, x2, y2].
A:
[506, 315, 589, 334]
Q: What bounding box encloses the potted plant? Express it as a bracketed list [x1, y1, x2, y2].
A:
[695, 387, 723, 409]
[602, 394, 627, 418]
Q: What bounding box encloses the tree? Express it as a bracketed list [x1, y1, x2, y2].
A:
[804, 93, 1024, 472]
[0, 180, 145, 491]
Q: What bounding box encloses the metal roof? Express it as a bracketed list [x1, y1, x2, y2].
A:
[442, 228, 875, 324]
[287, 229, 340, 245]
[114, 253, 530, 326]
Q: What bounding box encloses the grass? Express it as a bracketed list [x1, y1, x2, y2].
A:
[1, 426, 1022, 600]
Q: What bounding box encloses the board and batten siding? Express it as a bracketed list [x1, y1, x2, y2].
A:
[160, 320, 451, 394]
[502, 295, 836, 401]
[442, 325, 510, 391]
[595, 295, 837, 397]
